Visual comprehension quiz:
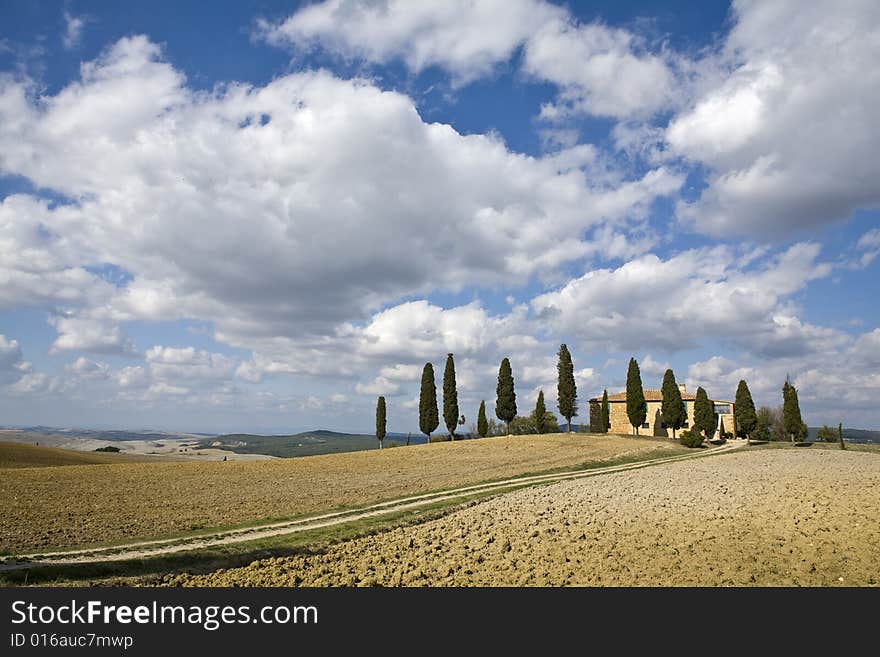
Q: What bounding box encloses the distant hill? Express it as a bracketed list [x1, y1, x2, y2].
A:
[0, 441, 156, 469]
[198, 430, 425, 458]
[11, 426, 214, 441]
[807, 427, 880, 444]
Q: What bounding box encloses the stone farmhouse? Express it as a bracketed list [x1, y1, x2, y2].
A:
[588, 384, 735, 439]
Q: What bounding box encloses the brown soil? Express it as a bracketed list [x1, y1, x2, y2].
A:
[160, 448, 880, 587]
[0, 433, 676, 554]
[0, 441, 161, 469]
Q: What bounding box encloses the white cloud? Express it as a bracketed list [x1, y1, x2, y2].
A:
[0, 335, 32, 385]
[259, 0, 564, 86]
[262, 0, 675, 118]
[48, 316, 136, 355]
[524, 17, 675, 119]
[145, 346, 237, 382]
[669, 0, 880, 236]
[6, 372, 54, 395]
[114, 365, 147, 388]
[531, 242, 835, 357]
[0, 36, 680, 358]
[65, 356, 110, 380]
[62, 11, 87, 50]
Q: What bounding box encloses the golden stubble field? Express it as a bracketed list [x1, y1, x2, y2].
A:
[0, 433, 681, 554]
[163, 448, 880, 587]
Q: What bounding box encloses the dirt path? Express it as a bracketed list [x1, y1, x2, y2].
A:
[0, 441, 742, 571]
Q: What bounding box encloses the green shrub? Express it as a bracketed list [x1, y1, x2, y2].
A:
[429, 434, 451, 443]
[385, 440, 401, 448]
[94, 445, 121, 453]
[816, 425, 836, 443]
[679, 429, 704, 448]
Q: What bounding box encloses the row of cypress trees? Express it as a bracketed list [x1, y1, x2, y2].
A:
[375, 351, 805, 446]
[376, 345, 581, 445]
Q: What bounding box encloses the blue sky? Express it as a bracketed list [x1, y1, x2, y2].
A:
[1, 0, 879, 433]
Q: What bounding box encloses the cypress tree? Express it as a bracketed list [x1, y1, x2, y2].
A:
[782, 378, 804, 443]
[838, 422, 846, 450]
[601, 389, 611, 433]
[660, 369, 685, 439]
[719, 416, 726, 440]
[556, 344, 577, 432]
[495, 358, 517, 434]
[694, 386, 716, 440]
[626, 358, 646, 435]
[419, 363, 439, 440]
[477, 400, 488, 438]
[375, 396, 386, 449]
[535, 390, 547, 434]
[443, 353, 459, 440]
[734, 379, 757, 444]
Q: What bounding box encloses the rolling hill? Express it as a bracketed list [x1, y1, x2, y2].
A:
[0, 441, 158, 469]
[198, 430, 422, 458]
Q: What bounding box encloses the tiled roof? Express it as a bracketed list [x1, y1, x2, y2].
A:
[591, 389, 697, 402]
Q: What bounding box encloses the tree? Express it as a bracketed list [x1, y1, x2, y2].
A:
[817, 425, 837, 442]
[782, 378, 805, 444]
[509, 410, 560, 435]
[495, 358, 517, 434]
[719, 416, 727, 440]
[839, 422, 846, 450]
[734, 379, 757, 444]
[693, 386, 716, 440]
[660, 369, 686, 439]
[375, 396, 386, 449]
[477, 400, 489, 438]
[626, 357, 646, 435]
[556, 344, 577, 432]
[601, 389, 611, 433]
[754, 406, 773, 441]
[535, 390, 547, 434]
[443, 353, 459, 440]
[419, 362, 439, 440]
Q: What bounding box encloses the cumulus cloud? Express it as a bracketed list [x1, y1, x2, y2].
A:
[65, 356, 110, 380]
[49, 316, 137, 355]
[0, 35, 679, 358]
[0, 335, 31, 385]
[531, 242, 835, 356]
[258, 0, 564, 85]
[523, 17, 675, 120]
[669, 0, 880, 236]
[261, 0, 676, 118]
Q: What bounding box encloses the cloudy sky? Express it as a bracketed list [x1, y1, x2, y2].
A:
[1, 0, 878, 433]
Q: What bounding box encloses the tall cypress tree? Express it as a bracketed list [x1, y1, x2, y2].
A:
[477, 400, 488, 438]
[660, 369, 685, 439]
[443, 353, 459, 440]
[694, 386, 716, 440]
[376, 396, 386, 449]
[734, 379, 757, 444]
[838, 422, 846, 450]
[495, 357, 517, 435]
[719, 416, 726, 440]
[535, 390, 546, 434]
[601, 389, 611, 433]
[626, 357, 646, 435]
[556, 344, 577, 432]
[782, 378, 804, 443]
[419, 362, 438, 440]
